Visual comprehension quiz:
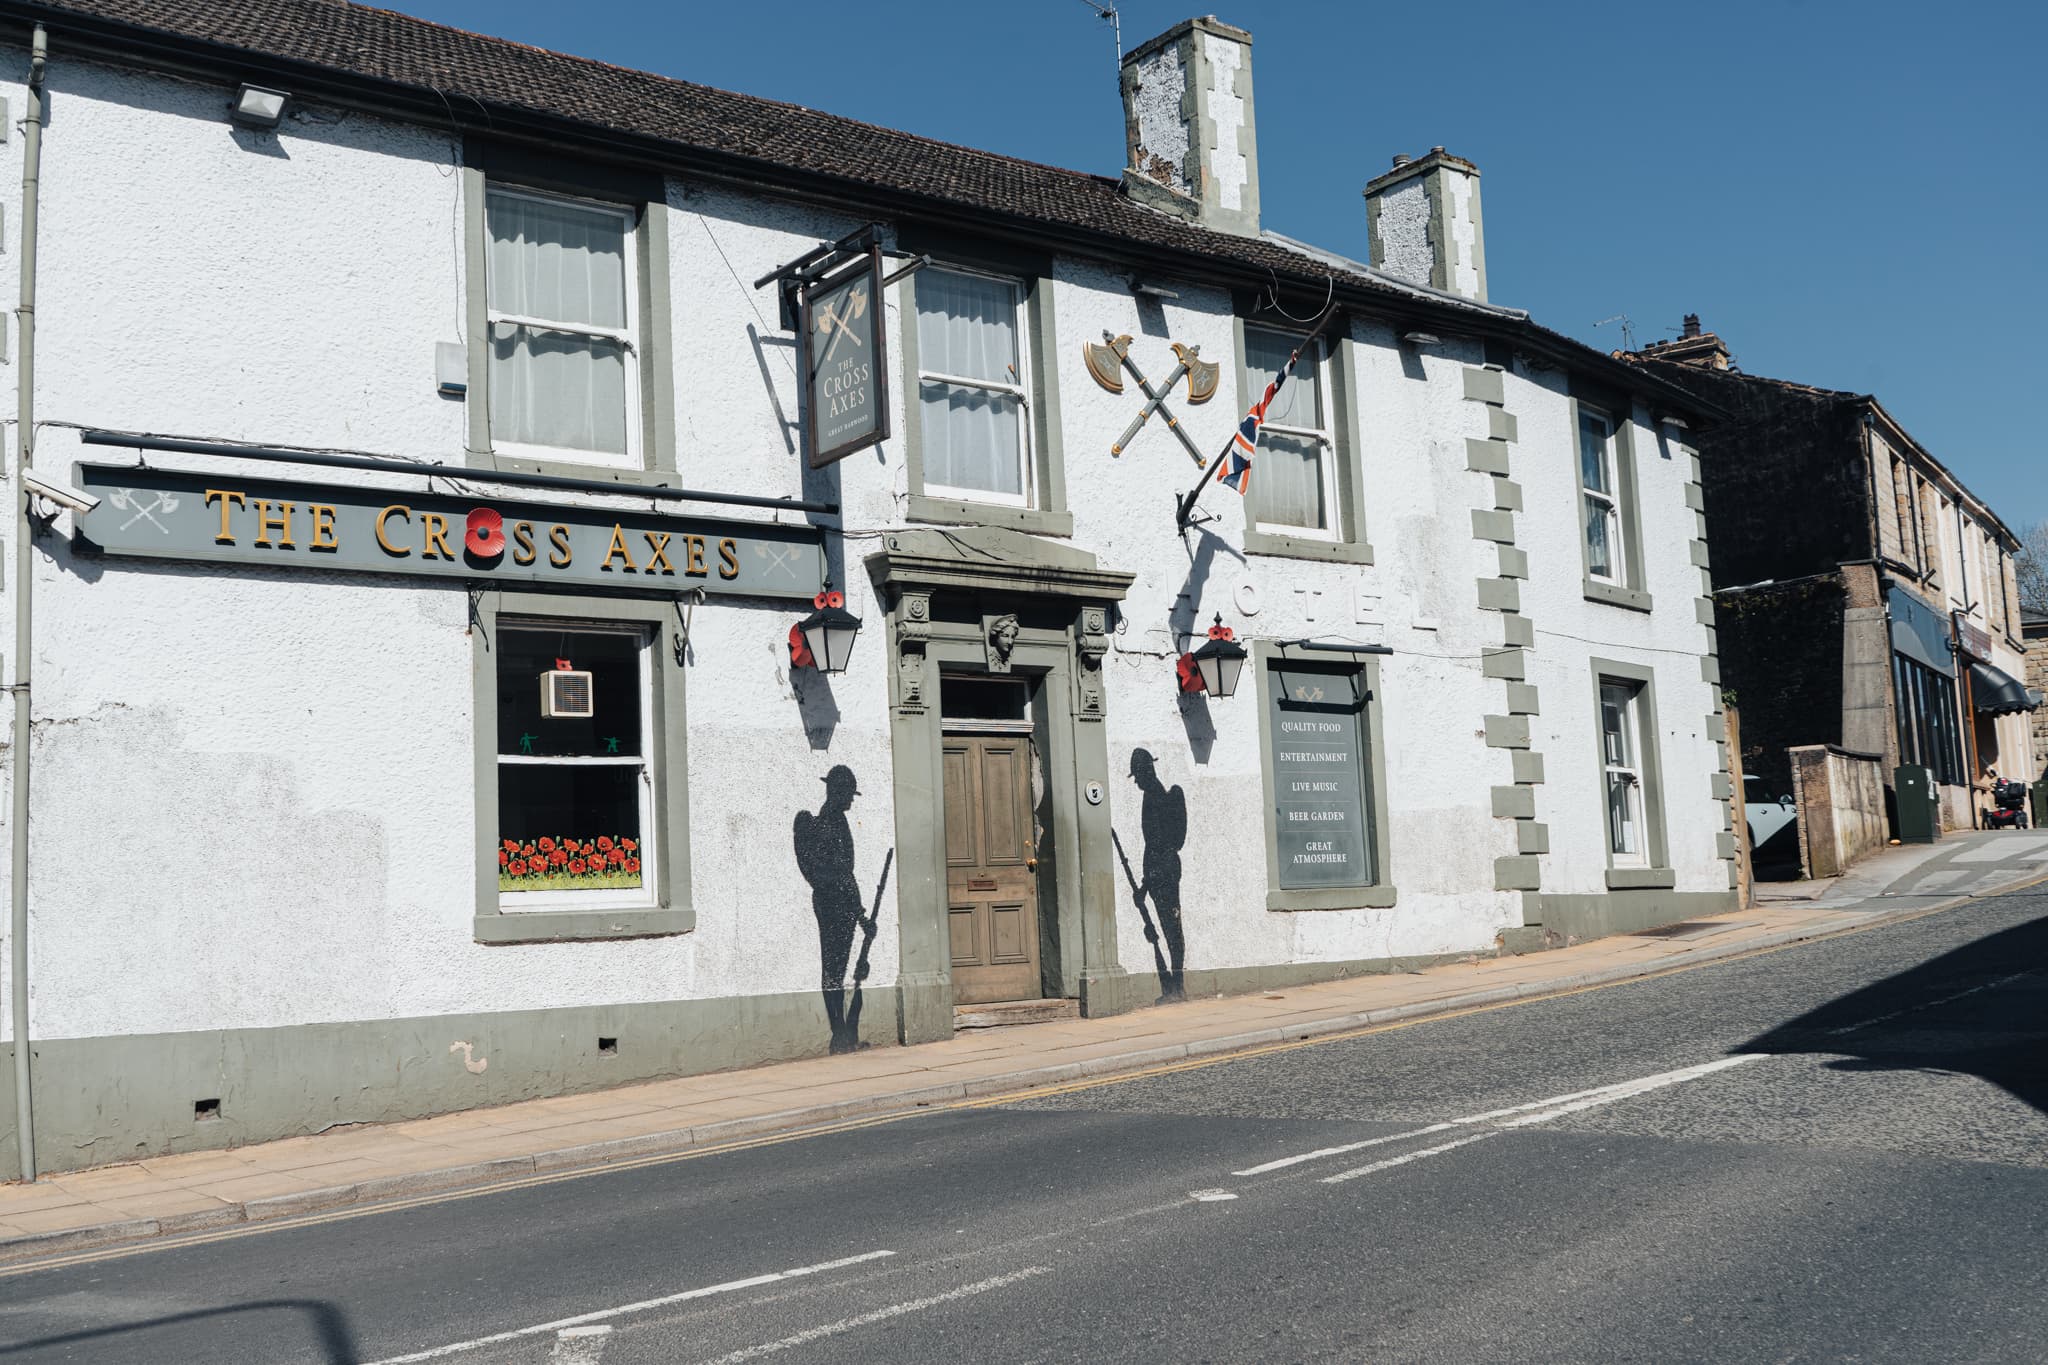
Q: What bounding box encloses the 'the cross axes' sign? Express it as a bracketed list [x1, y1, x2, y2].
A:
[802, 243, 890, 469]
[73, 464, 826, 600]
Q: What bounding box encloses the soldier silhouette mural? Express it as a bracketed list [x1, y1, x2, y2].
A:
[794, 765, 889, 1053]
[1117, 748, 1188, 1001]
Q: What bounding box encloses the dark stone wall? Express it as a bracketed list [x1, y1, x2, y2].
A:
[1634, 364, 1873, 589]
[1717, 575, 1847, 793]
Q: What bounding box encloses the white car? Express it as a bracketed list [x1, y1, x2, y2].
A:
[1744, 775, 1798, 856]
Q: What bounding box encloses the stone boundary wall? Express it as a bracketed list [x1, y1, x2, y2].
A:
[1789, 744, 1887, 880]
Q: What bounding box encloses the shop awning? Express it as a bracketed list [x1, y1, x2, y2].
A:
[1968, 661, 2036, 715]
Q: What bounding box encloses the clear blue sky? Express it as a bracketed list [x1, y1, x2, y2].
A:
[401, 0, 2045, 533]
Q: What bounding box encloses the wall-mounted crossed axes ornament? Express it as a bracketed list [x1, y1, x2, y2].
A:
[1082, 332, 1220, 466]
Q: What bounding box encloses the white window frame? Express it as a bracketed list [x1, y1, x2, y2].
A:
[1245, 325, 1339, 542]
[1600, 679, 1648, 867]
[485, 185, 642, 470]
[1579, 406, 1623, 585]
[915, 264, 1035, 509]
[496, 621, 657, 912]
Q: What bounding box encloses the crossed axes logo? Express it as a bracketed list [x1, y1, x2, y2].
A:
[105, 487, 181, 534]
[1082, 332, 1219, 466]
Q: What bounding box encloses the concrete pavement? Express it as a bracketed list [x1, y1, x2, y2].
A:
[4, 828, 2045, 1265]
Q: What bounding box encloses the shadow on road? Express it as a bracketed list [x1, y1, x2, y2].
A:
[1740, 908, 2048, 1116]
[0, 1298, 358, 1362]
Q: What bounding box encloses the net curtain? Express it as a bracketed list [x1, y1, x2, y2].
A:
[916, 270, 1025, 497]
[1245, 329, 1325, 530]
[488, 190, 631, 456]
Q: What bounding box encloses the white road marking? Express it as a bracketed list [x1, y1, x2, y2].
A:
[360, 1250, 896, 1364]
[550, 1325, 612, 1365]
[1232, 1121, 1459, 1176]
[1241, 1055, 1768, 1181]
[1188, 1188, 1238, 1202]
[1823, 971, 2035, 1036]
[695, 1266, 1052, 1364]
[1321, 1131, 1500, 1184]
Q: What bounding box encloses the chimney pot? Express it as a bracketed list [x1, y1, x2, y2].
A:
[1682, 313, 1702, 338]
[1392, 154, 1411, 167]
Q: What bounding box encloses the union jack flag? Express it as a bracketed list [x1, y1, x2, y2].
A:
[1212, 340, 1307, 496]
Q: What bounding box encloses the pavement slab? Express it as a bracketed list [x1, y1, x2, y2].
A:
[2, 829, 2042, 1264]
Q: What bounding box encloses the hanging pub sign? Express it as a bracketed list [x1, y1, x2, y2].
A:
[71, 464, 826, 600]
[801, 242, 890, 469]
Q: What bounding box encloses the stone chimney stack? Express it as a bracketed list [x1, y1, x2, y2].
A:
[1363, 148, 1487, 302]
[1120, 17, 1260, 237]
[1638, 314, 1731, 370]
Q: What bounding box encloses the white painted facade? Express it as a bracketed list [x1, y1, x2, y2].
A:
[0, 21, 1728, 1173]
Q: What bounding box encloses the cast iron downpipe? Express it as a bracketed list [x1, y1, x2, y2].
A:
[10, 21, 44, 1182]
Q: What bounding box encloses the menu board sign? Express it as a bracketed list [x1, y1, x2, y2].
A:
[1268, 666, 1373, 890]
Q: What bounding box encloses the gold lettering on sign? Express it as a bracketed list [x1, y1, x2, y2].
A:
[375, 505, 413, 556]
[642, 531, 675, 575]
[421, 513, 454, 561]
[601, 525, 638, 573]
[511, 521, 536, 566]
[548, 525, 573, 568]
[684, 535, 708, 577]
[309, 505, 339, 552]
[253, 500, 296, 549]
[204, 489, 247, 544]
[718, 538, 739, 580]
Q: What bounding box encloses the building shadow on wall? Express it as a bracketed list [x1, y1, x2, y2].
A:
[1114, 749, 1188, 1003]
[1170, 527, 1244, 765]
[795, 765, 892, 1053]
[1738, 909, 2048, 1117]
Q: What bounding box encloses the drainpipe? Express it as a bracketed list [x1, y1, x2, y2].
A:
[10, 22, 44, 1182]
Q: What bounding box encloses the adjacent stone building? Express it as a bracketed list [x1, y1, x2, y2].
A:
[1626, 320, 2037, 832]
[0, 2, 1729, 1177]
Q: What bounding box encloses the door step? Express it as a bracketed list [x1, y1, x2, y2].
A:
[953, 998, 1081, 1030]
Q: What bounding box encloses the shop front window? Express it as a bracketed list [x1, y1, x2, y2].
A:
[495, 624, 652, 905]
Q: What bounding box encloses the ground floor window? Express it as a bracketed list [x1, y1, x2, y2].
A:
[1599, 679, 1647, 865]
[1893, 653, 1965, 786]
[496, 622, 652, 904]
[1263, 655, 1383, 894]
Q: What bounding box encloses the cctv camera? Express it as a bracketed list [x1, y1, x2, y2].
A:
[22, 469, 100, 516]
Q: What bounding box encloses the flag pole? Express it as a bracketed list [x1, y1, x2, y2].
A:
[1176, 299, 1344, 531]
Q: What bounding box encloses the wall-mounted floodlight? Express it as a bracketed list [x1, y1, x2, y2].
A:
[1130, 279, 1181, 301]
[1401, 331, 1442, 346]
[230, 84, 289, 129]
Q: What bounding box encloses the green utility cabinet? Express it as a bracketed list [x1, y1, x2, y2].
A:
[1895, 764, 1939, 844]
[2033, 777, 2048, 830]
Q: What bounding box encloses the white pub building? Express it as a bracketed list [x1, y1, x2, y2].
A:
[0, 1, 1730, 1177]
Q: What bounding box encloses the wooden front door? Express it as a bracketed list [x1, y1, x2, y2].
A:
[943, 733, 1042, 1004]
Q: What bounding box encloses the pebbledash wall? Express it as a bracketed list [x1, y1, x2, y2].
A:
[0, 16, 1727, 1176]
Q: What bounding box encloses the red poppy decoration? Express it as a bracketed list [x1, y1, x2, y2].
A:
[464, 506, 507, 559]
[1176, 653, 1206, 694]
[788, 622, 815, 669]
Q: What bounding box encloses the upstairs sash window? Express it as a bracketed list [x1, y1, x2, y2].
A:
[1245, 325, 1335, 536]
[1579, 408, 1622, 583]
[916, 267, 1031, 504]
[487, 187, 638, 464]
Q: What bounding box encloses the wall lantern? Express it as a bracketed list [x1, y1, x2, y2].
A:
[1178, 614, 1248, 698]
[230, 84, 289, 129]
[790, 583, 861, 674]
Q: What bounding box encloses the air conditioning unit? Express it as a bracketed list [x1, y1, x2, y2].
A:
[540, 660, 593, 718]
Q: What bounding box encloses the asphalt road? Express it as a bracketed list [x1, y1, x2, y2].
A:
[3, 888, 2045, 1364]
